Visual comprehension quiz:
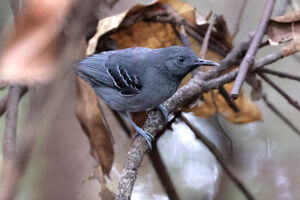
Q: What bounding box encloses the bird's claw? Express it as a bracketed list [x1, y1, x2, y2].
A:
[133, 126, 154, 149]
[158, 104, 169, 123]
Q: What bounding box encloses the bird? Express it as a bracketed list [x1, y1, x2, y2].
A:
[74, 46, 219, 148]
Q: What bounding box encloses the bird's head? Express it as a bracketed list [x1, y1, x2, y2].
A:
[154, 46, 219, 79]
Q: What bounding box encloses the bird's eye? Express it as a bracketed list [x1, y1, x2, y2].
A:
[178, 56, 185, 62]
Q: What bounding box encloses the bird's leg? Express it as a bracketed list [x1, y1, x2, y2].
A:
[120, 112, 154, 148]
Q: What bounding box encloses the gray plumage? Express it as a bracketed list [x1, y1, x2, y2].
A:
[74, 46, 219, 148]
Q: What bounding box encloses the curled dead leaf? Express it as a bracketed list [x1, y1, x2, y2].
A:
[267, 10, 300, 45]
[282, 34, 300, 56]
[183, 83, 262, 124]
[76, 77, 114, 175]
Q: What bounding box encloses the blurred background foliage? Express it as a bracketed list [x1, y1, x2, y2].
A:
[1, 0, 300, 200]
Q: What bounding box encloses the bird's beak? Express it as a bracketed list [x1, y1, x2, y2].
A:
[195, 58, 220, 66]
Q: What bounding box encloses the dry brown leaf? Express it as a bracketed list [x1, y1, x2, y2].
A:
[282, 34, 300, 56]
[76, 77, 114, 175]
[88, 0, 260, 124]
[183, 83, 262, 123]
[267, 10, 300, 45]
[0, 0, 75, 85]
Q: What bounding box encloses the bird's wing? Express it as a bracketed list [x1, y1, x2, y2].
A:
[74, 50, 144, 96]
[106, 64, 142, 96]
[75, 52, 115, 88]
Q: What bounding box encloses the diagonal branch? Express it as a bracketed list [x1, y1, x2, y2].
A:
[148, 140, 181, 200]
[230, 0, 275, 99]
[180, 114, 255, 200]
[262, 94, 300, 136]
[0, 85, 27, 200]
[199, 13, 217, 59]
[258, 73, 300, 111]
[258, 68, 300, 82]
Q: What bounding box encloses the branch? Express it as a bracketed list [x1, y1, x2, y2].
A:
[173, 25, 190, 47]
[0, 87, 27, 118]
[198, 12, 240, 113]
[258, 73, 300, 111]
[144, 5, 230, 57]
[2, 86, 22, 163]
[148, 141, 181, 200]
[230, 0, 275, 99]
[0, 85, 27, 200]
[252, 50, 283, 71]
[218, 86, 240, 112]
[200, 13, 217, 59]
[262, 94, 300, 136]
[258, 68, 300, 82]
[179, 114, 255, 200]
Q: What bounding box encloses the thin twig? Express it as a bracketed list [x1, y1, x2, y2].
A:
[258, 73, 300, 111]
[0, 88, 27, 118]
[204, 43, 300, 90]
[174, 24, 190, 47]
[258, 68, 300, 82]
[262, 94, 300, 135]
[180, 114, 255, 200]
[197, 12, 240, 112]
[218, 86, 240, 112]
[144, 5, 230, 56]
[259, 40, 270, 48]
[196, 11, 215, 70]
[230, 0, 275, 99]
[148, 141, 181, 200]
[252, 50, 283, 71]
[200, 13, 217, 59]
[3, 86, 22, 162]
[0, 85, 26, 200]
[232, 0, 248, 39]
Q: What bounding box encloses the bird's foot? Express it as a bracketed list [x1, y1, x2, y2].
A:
[133, 126, 154, 149]
[146, 105, 169, 124]
[120, 111, 154, 149]
[158, 104, 169, 123]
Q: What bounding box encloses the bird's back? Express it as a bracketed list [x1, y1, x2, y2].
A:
[75, 47, 179, 112]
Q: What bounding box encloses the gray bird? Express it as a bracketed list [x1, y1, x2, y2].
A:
[74, 46, 219, 148]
